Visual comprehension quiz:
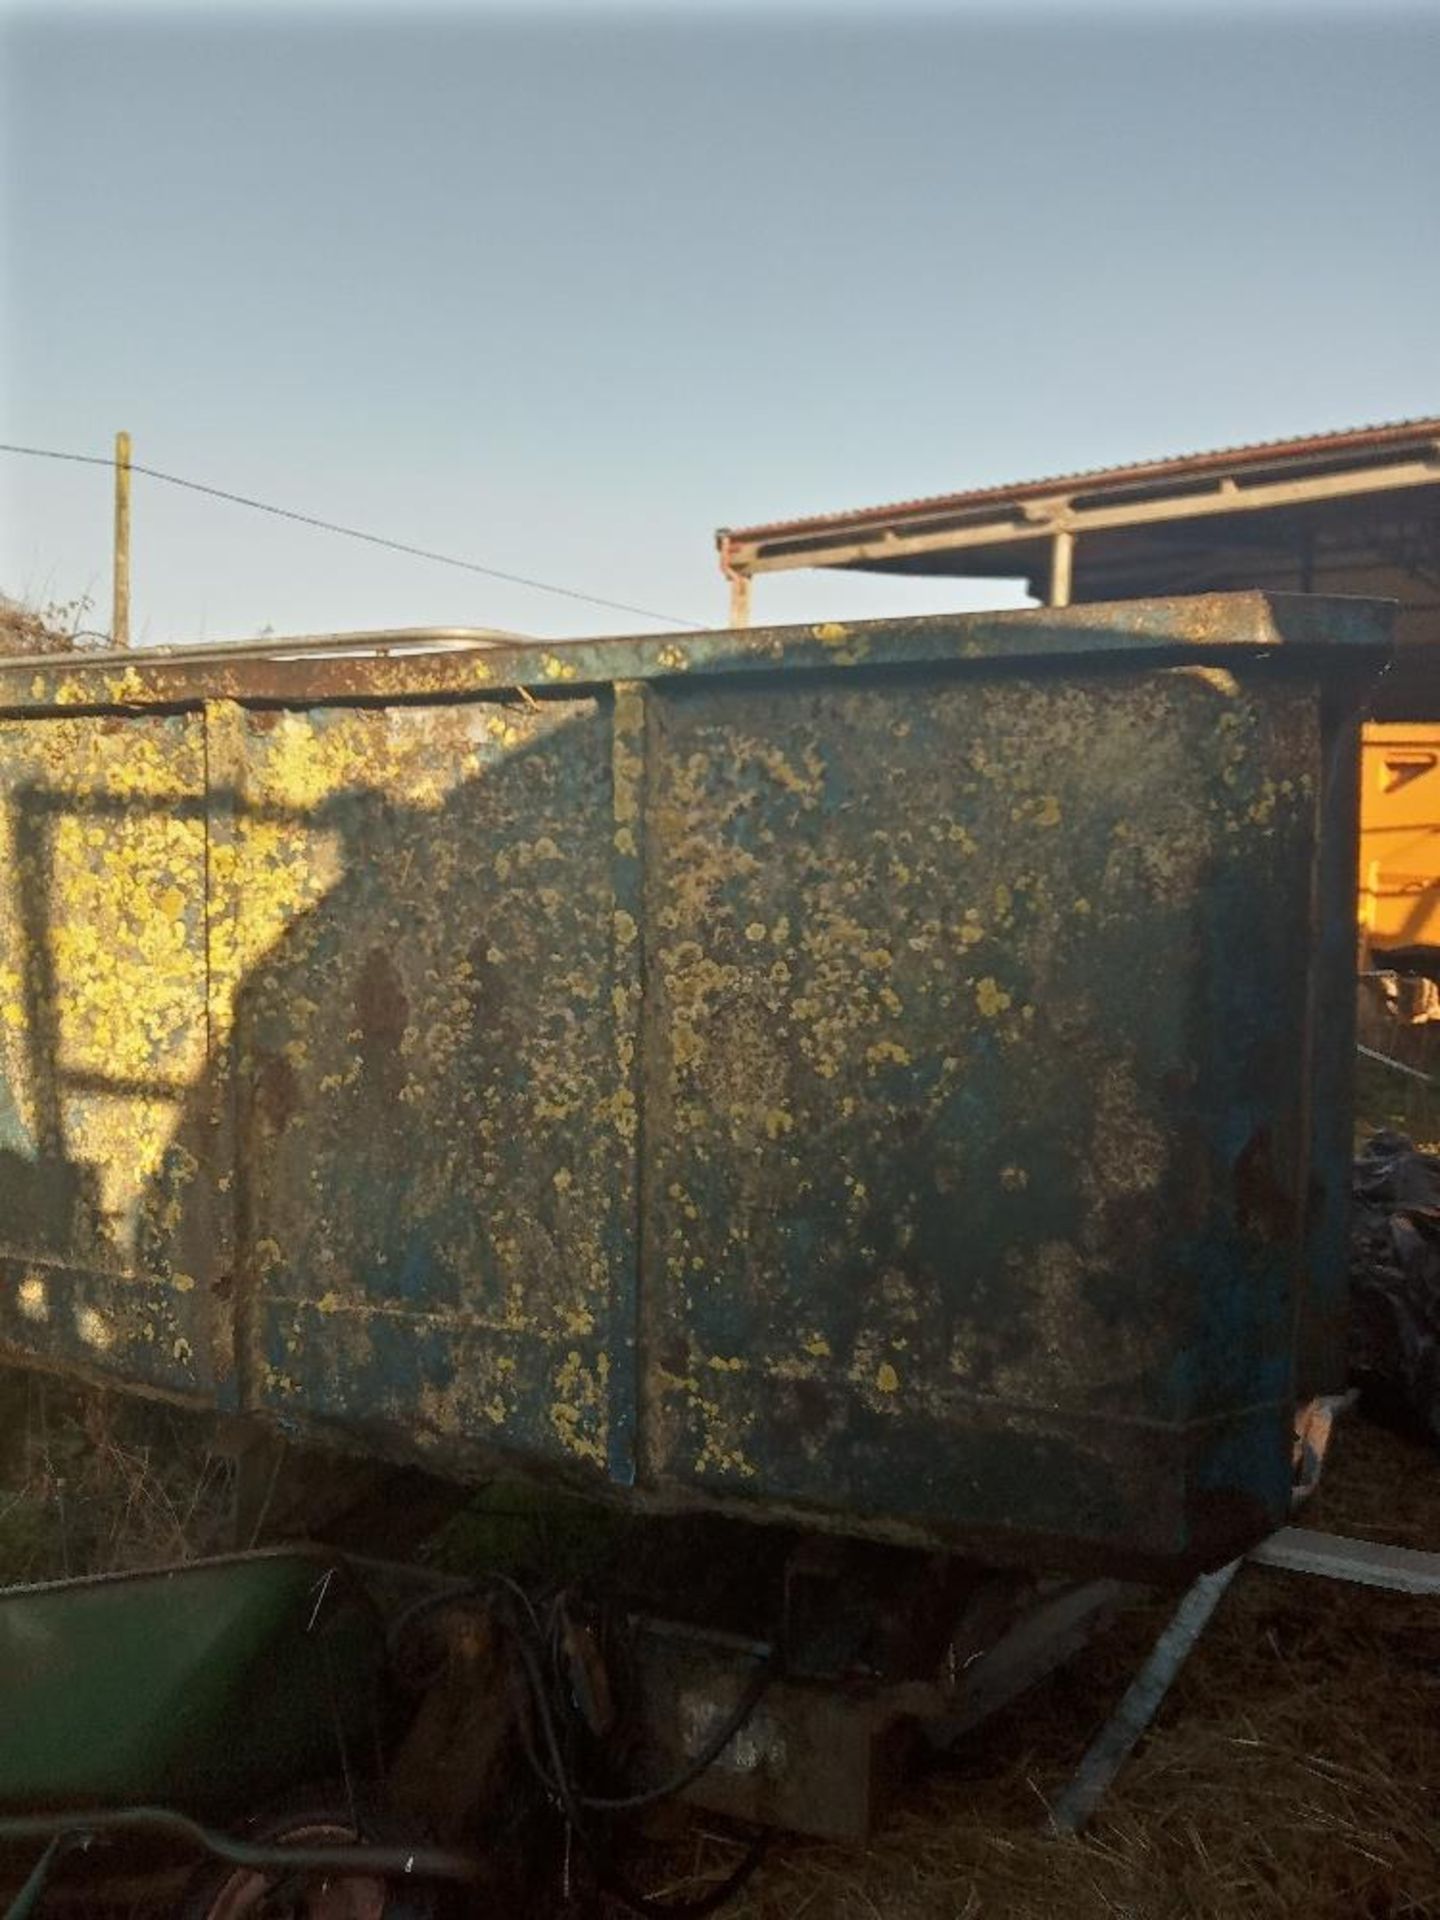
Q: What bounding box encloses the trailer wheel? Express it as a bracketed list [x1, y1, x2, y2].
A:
[176, 1801, 449, 1920]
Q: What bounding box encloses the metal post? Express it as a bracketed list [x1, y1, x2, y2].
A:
[112, 430, 132, 649]
[1049, 528, 1074, 608]
[1047, 1557, 1241, 1834]
[717, 535, 753, 629]
[728, 571, 752, 629]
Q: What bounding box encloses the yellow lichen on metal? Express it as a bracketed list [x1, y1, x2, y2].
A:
[975, 977, 1011, 1018]
[221, 694, 628, 1473]
[550, 1348, 610, 1468]
[690, 1380, 757, 1480]
[0, 715, 208, 1306]
[17, 1273, 47, 1322]
[636, 664, 1326, 1506]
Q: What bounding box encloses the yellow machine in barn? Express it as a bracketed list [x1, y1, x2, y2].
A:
[1359, 724, 1440, 963]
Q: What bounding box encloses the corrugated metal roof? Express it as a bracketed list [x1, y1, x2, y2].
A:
[718, 416, 1440, 549]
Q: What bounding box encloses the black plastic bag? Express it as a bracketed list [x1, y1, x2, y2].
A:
[1350, 1130, 1440, 1447]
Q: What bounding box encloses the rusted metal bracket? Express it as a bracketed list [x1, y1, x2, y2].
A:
[926, 1578, 1127, 1748]
[625, 1568, 1128, 1842]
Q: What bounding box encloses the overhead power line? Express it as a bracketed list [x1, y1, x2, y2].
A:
[0, 440, 700, 631]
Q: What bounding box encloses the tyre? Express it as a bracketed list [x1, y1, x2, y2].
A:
[176, 1797, 452, 1920]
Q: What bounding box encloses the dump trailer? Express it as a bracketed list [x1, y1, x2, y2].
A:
[0, 593, 1389, 1581]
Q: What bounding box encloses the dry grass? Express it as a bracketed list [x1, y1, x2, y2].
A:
[634, 1418, 1440, 1920]
[0, 592, 100, 657]
[0, 1372, 234, 1583]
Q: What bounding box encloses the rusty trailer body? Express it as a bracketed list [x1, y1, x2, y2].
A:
[0, 593, 1388, 1577]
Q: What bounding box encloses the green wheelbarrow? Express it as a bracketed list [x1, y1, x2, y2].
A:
[0, 1547, 480, 1916]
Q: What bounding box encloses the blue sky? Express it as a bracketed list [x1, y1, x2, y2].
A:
[2, 0, 1436, 643]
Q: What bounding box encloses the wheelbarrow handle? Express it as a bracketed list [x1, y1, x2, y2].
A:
[0, 1805, 481, 1917]
[3, 1837, 70, 1920]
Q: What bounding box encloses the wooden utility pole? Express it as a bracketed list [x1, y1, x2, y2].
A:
[112, 430, 131, 648]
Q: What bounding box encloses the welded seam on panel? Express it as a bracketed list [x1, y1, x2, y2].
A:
[607, 681, 649, 1487]
[203, 700, 246, 1412]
